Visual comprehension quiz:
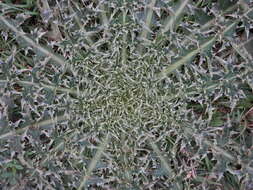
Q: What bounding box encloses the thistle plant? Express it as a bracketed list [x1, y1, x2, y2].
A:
[0, 0, 253, 189]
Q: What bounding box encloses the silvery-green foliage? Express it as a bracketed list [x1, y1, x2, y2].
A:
[0, 0, 253, 189]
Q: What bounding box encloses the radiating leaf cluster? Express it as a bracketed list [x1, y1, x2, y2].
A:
[0, 0, 253, 189]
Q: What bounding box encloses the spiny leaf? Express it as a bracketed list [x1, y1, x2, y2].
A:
[78, 133, 109, 190]
[149, 140, 174, 178]
[140, 0, 156, 40]
[0, 15, 70, 70]
[157, 21, 239, 79]
[157, 36, 216, 79]
[0, 115, 67, 140]
[162, 0, 190, 33]
[0, 80, 79, 95]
